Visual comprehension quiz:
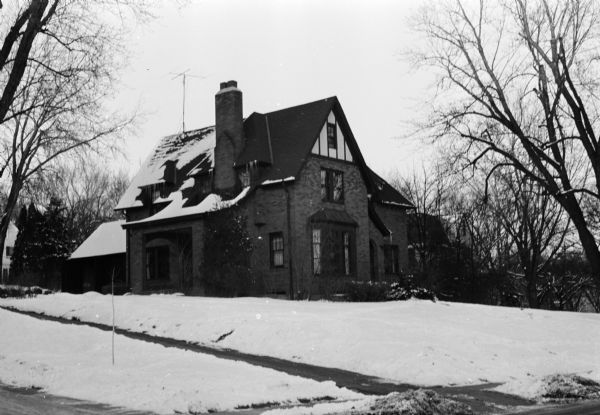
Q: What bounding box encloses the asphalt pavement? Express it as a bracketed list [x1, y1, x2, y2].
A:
[0, 383, 150, 415]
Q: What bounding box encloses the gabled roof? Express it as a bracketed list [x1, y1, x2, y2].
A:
[116, 95, 413, 224]
[70, 220, 126, 259]
[238, 97, 336, 181]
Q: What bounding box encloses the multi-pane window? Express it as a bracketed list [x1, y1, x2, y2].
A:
[320, 168, 344, 202]
[146, 246, 170, 280]
[270, 232, 284, 268]
[384, 244, 400, 275]
[312, 229, 321, 275]
[312, 227, 354, 276]
[343, 232, 350, 276]
[327, 122, 337, 150]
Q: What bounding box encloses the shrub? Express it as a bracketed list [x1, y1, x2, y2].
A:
[541, 374, 600, 402]
[200, 210, 262, 297]
[345, 281, 388, 302]
[0, 284, 52, 298]
[344, 279, 436, 302]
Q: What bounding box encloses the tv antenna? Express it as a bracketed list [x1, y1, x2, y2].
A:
[170, 70, 206, 132]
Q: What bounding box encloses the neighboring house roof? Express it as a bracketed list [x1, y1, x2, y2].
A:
[117, 96, 413, 225]
[367, 167, 413, 208]
[70, 220, 126, 260]
[407, 213, 451, 247]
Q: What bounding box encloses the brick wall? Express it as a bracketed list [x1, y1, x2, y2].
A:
[242, 186, 290, 294]
[289, 155, 370, 296]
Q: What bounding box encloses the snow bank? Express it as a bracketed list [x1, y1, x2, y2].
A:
[2, 294, 599, 395]
[264, 390, 473, 415]
[0, 308, 360, 414]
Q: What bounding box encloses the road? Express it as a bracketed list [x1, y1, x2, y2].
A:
[511, 400, 600, 415]
[2, 306, 600, 415]
[0, 384, 149, 415]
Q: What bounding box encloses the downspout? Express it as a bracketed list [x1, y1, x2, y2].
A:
[283, 179, 294, 300]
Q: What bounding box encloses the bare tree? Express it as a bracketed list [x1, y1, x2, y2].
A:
[23, 160, 128, 246]
[0, 1, 148, 261]
[413, 0, 600, 280]
[486, 167, 571, 307]
[393, 165, 451, 276]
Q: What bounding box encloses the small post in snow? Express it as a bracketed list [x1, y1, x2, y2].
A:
[111, 268, 115, 366]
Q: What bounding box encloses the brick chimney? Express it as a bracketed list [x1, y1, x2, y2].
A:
[214, 80, 244, 195]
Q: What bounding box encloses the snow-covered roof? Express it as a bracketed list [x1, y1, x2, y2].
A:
[116, 127, 215, 210]
[70, 220, 126, 259]
[124, 187, 251, 226]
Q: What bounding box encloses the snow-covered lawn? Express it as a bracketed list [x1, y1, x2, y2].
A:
[1, 293, 599, 399]
[0, 307, 360, 414]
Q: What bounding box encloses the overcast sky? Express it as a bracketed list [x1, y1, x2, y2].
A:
[114, 0, 436, 179]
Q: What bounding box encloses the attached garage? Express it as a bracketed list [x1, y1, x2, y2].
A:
[64, 220, 127, 294]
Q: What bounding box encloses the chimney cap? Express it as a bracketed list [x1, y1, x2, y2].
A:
[219, 80, 238, 90]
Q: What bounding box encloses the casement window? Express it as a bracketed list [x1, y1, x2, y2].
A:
[384, 244, 400, 275]
[312, 226, 354, 276]
[327, 122, 337, 150]
[320, 168, 344, 202]
[270, 232, 284, 268]
[146, 246, 170, 280]
[312, 228, 321, 275]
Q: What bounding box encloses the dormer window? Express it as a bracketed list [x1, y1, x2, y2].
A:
[199, 175, 212, 194]
[327, 122, 337, 150]
[152, 188, 161, 201]
[239, 170, 250, 187]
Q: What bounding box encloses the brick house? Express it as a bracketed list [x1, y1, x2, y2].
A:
[117, 81, 413, 298]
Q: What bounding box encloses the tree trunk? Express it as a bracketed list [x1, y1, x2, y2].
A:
[560, 194, 600, 282]
[0, 181, 22, 280]
[526, 275, 539, 309]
